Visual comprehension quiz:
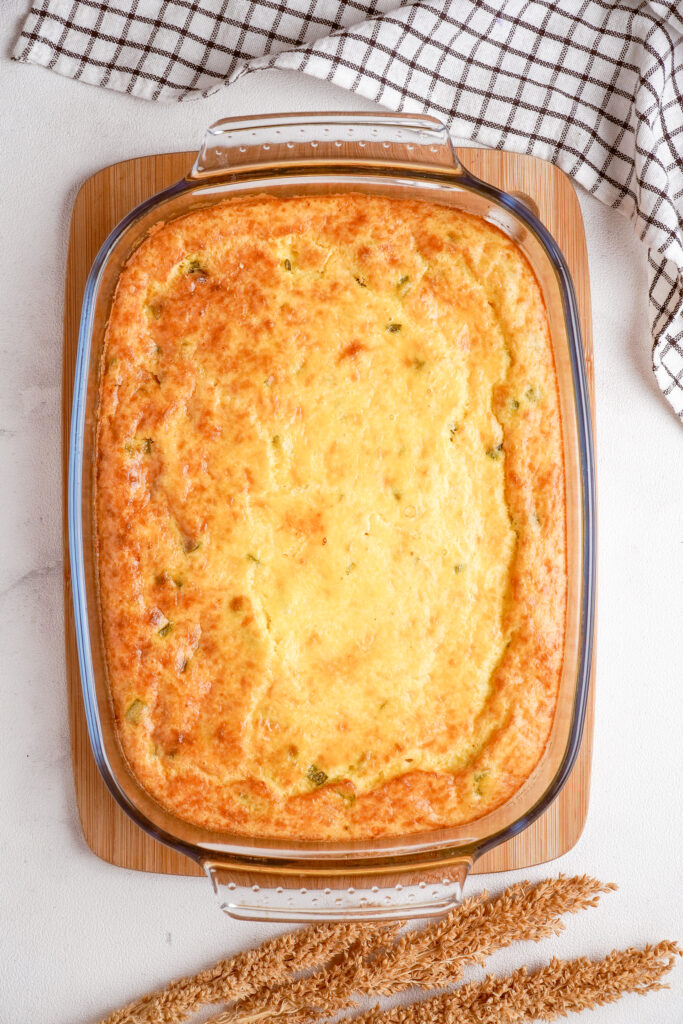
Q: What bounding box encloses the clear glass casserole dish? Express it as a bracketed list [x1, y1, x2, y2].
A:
[68, 111, 595, 922]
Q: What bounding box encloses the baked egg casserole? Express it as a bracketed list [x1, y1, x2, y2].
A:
[96, 193, 566, 840]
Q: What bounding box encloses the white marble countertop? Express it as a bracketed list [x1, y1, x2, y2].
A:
[1, 3, 681, 1020]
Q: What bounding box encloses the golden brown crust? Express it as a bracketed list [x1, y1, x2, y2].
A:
[97, 193, 565, 839]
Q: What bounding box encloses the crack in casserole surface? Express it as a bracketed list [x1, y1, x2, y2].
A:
[97, 193, 566, 840]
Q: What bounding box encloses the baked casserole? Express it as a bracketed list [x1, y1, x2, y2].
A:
[96, 193, 565, 840]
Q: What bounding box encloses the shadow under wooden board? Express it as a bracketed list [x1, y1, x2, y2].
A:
[63, 148, 595, 878]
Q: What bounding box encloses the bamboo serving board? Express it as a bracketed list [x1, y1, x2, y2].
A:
[63, 148, 595, 877]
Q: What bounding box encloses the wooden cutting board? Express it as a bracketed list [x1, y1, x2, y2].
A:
[63, 148, 595, 877]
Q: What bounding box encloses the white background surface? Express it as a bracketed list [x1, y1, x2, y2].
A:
[1, 3, 681, 1021]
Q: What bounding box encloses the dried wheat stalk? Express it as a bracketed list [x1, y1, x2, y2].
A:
[208, 875, 614, 1024]
[99, 920, 395, 1024]
[351, 940, 681, 1024]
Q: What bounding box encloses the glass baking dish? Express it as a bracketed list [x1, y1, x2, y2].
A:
[68, 111, 595, 922]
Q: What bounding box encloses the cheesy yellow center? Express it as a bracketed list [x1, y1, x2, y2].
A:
[151, 235, 516, 797]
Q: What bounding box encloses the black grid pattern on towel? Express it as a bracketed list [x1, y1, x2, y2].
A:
[14, 0, 683, 418]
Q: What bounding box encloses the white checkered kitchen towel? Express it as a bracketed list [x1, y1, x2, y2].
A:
[14, 1, 683, 419]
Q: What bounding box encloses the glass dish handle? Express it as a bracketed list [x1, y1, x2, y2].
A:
[201, 858, 471, 922]
[188, 111, 463, 180]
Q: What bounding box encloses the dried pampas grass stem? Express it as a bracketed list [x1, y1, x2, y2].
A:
[94, 876, 679, 1024]
[351, 941, 681, 1024]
